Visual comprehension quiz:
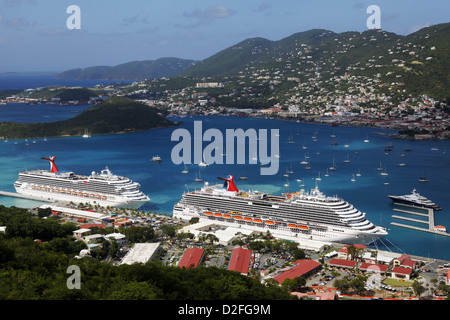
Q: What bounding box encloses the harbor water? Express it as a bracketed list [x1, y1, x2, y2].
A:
[0, 103, 449, 260]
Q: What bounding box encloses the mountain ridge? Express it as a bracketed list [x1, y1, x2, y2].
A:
[56, 57, 197, 81]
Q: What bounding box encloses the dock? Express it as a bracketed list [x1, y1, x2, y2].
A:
[0, 190, 54, 203]
[390, 203, 450, 237]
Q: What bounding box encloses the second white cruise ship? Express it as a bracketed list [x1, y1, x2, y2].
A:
[173, 175, 388, 245]
[14, 156, 150, 208]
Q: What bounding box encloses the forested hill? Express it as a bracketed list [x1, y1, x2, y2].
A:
[0, 205, 294, 300]
[180, 23, 450, 100]
[56, 57, 197, 81]
[0, 96, 177, 139]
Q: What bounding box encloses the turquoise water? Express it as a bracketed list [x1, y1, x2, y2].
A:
[1, 106, 449, 259]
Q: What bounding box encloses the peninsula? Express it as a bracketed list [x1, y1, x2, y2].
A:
[0, 96, 177, 139]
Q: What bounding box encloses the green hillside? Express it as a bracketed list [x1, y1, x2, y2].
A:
[57, 57, 198, 81]
[181, 23, 450, 100]
[0, 96, 176, 139]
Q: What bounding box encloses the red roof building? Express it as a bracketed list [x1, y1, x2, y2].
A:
[178, 248, 205, 269]
[273, 259, 322, 285]
[329, 258, 357, 269]
[228, 247, 252, 275]
[359, 262, 389, 274]
[391, 266, 413, 280]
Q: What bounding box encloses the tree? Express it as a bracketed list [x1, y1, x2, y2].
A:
[412, 280, 426, 298]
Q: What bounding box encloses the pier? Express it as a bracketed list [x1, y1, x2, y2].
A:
[390, 203, 450, 237]
[0, 190, 53, 203]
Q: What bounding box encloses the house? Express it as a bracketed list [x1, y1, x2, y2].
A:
[228, 247, 252, 275]
[328, 258, 357, 270]
[337, 244, 367, 260]
[359, 262, 389, 274]
[104, 233, 128, 246]
[273, 260, 322, 285]
[120, 243, 161, 265]
[73, 228, 91, 240]
[391, 266, 413, 280]
[178, 248, 205, 269]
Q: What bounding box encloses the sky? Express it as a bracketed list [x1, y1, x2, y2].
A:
[0, 0, 448, 73]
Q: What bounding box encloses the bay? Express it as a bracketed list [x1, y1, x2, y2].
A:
[0, 103, 449, 260]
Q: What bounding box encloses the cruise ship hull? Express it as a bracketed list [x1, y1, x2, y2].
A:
[173, 178, 387, 246]
[173, 205, 385, 245]
[15, 187, 148, 209]
[13, 157, 150, 209]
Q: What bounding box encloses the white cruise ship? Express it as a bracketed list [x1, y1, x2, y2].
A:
[173, 175, 388, 245]
[14, 156, 150, 208]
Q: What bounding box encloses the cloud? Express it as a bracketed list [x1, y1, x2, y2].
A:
[183, 5, 236, 28]
[122, 14, 151, 27]
[0, 16, 36, 30]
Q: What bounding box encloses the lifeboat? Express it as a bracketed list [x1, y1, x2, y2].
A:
[234, 216, 243, 220]
[298, 225, 308, 230]
[244, 217, 252, 222]
[90, 194, 95, 197]
[253, 219, 263, 223]
[223, 214, 232, 219]
[102, 196, 107, 199]
[264, 220, 275, 225]
[204, 212, 213, 216]
[288, 224, 297, 228]
[214, 213, 222, 217]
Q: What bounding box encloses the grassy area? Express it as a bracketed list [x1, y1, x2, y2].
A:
[383, 278, 413, 287]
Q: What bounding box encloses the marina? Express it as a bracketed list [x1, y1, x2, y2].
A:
[390, 203, 450, 237]
[0, 112, 449, 260]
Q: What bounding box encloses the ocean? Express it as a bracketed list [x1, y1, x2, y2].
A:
[0, 103, 449, 260]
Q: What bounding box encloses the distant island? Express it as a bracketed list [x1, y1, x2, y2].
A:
[56, 57, 198, 81]
[0, 96, 177, 139]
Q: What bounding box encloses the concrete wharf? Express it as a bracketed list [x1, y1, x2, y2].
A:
[390, 203, 450, 237]
[0, 190, 53, 203]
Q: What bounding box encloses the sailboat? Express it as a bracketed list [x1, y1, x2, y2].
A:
[344, 153, 350, 163]
[82, 129, 91, 138]
[194, 171, 203, 182]
[329, 158, 337, 171]
[418, 170, 428, 182]
[351, 174, 356, 182]
[287, 163, 294, 174]
[377, 162, 383, 171]
[380, 165, 389, 176]
[316, 172, 322, 181]
[324, 168, 329, 177]
[181, 164, 189, 174]
[356, 169, 361, 177]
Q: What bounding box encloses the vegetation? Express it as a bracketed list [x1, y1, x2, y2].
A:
[57, 57, 198, 81]
[0, 205, 294, 300]
[0, 96, 177, 139]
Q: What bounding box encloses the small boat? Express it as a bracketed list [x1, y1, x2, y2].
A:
[194, 172, 203, 182]
[151, 155, 162, 163]
[82, 129, 91, 138]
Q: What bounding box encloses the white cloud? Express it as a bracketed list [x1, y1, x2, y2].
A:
[183, 5, 236, 28]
